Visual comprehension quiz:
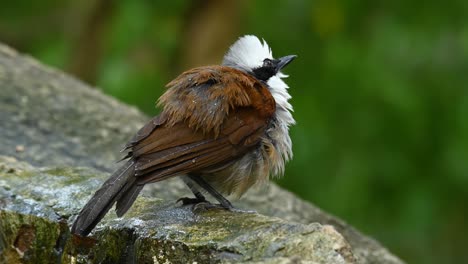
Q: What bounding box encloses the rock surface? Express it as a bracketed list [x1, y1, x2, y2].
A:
[0, 43, 404, 263]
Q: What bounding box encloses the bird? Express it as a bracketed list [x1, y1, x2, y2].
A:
[71, 35, 296, 237]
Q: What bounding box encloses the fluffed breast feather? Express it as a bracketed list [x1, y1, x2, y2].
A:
[159, 66, 276, 137]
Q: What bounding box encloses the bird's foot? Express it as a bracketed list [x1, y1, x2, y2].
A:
[176, 196, 207, 205]
[177, 196, 256, 214]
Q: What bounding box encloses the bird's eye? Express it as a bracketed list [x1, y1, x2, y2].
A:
[263, 59, 273, 68]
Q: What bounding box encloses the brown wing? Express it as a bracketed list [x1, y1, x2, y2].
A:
[133, 108, 268, 184]
[126, 66, 276, 185]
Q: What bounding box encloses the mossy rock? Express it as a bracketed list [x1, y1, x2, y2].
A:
[0, 157, 354, 263]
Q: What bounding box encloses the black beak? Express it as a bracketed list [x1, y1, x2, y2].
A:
[276, 55, 297, 72]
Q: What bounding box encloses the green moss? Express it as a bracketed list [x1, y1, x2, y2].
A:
[0, 211, 63, 264]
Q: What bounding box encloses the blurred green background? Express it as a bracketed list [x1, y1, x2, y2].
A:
[2, 0, 467, 263]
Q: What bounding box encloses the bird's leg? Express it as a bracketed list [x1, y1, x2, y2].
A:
[177, 176, 208, 205]
[188, 175, 234, 210]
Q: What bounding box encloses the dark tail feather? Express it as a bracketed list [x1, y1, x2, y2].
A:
[115, 184, 144, 217]
[71, 159, 138, 236]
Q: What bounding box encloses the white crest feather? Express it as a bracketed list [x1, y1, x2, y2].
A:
[222, 35, 273, 70]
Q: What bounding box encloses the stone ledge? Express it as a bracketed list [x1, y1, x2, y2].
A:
[0, 156, 355, 263]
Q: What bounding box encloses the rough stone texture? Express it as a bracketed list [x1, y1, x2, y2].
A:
[0, 157, 356, 264]
[0, 43, 404, 263]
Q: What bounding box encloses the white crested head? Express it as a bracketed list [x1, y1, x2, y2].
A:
[222, 35, 295, 120]
[222, 35, 273, 71]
